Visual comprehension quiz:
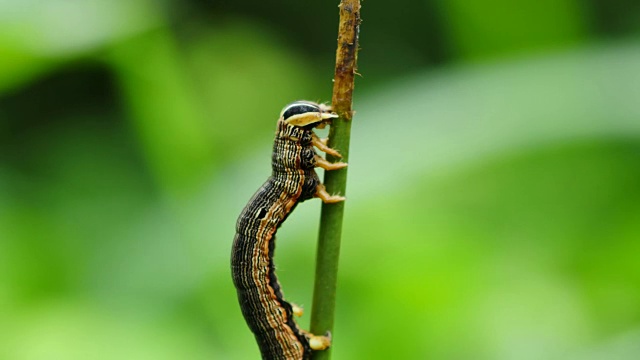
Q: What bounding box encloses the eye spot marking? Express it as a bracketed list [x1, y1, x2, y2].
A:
[256, 208, 267, 219]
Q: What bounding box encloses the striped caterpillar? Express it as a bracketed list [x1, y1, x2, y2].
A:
[231, 101, 347, 359]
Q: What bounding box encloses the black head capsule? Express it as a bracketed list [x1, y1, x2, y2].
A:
[281, 101, 337, 127]
[281, 101, 321, 121]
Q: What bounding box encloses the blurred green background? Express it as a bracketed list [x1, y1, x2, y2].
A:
[1, 0, 640, 359]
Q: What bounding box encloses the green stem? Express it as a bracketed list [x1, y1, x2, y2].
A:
[310, 0, 361, 359]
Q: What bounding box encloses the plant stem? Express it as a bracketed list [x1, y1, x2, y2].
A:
[310, 0, 361, 359]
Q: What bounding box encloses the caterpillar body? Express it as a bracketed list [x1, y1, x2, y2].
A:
[231, 101, 347, 359]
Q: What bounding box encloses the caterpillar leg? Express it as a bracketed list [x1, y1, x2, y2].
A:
[291, 303, 304, 317]
[312, 133, 341, 158]
[309, 333, 332, 351]
[315, 155, 347, 171]
[300, 330, 332, 351]
[316, 184, 345, 203]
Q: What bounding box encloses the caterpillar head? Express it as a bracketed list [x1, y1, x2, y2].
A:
[281, 101, 338, 127]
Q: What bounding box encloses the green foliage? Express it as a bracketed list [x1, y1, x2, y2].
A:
[1, 0, 640, 359]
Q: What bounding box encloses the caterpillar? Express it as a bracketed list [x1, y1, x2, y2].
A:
[231, 101, 347, 359]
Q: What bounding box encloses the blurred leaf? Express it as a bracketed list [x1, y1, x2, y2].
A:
[436, 0, 587, 59]
[348, 41, 640, 198]
[108, 29, 214, 195]
[0, 0, 161, 93]
[1, 302, 217, 360]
